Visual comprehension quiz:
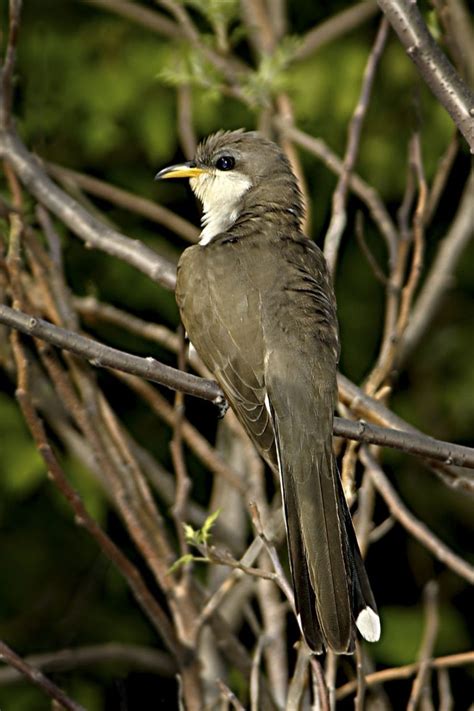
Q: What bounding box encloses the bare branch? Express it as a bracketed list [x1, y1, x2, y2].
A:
[407, 581, 439, 711]
[1, 304, 474, 473]
[334, 416, 474, 470]
[296, 0, 379, 61]
[0, 129, 177, 289]
[400, 170, 474, 361]
[0, 0, 22, 129]
[0, 303, 223, 403]
[336, 650, 474, 700]
[11, 348, 181, 659]
[278, 122, 398, 263]
[0, 640, 86, 711]
[377, 0, 474, 151]
[361, 449, 474, 583]
[0, 643, 176, 685]
[48, 162, 199, 243]
[82, 0, 182, 39]
[324, 17, 390, 276]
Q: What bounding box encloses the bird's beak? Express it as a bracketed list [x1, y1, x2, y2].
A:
[155, 162, 206, 180]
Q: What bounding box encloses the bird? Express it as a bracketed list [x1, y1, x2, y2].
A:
[156, 129, 381, 654]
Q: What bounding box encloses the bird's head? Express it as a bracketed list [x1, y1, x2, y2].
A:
[156, 130, 303, 244]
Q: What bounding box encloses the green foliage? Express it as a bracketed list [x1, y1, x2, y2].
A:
[241, 37, 302, 106]
[19, 15, 176, 165]
[0, 393, 43, 499]
[168, 509, 221, 572]
[159, 45, 225, 94]
[184, 507, 220, 545]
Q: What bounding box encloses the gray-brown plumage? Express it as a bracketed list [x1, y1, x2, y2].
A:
[156, 130, 380, 653]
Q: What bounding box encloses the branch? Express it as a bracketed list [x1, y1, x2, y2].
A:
[360, 449, 474, 583]
[1, 304, 474, 473]
[0, 304, 222, 404]
[324, 16, 390, 276]
[277, 122, 398, 264]
[0, 639, 86, 711]
[0, 129, 177, 290]
[0, 643, 176, 685]
[377, 0, 474, 151]
[296, 0, 380, 61]
[407, 581, 439, 711]
[334, 416, 474, 470]
[0, 0, 22, 129]
[338, 372, 474, 488]
[336, 650, 474, 700]
[82, 0, 182, 39]
[400, 170, 474, 362]
[12, 359, 182, 660]
[48, 162, 199, 243]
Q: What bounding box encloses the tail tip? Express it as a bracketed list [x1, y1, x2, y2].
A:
[356, 607, 381, 643]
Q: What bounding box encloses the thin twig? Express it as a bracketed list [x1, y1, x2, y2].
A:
[325, 651, 337, 711]
[0, 0, 22, 129]
[285, 643, 310, 710]
[336, 651, 474, 700]
[377, 0, 474, 150]
[170, 327, 192, 559]
[47, 162, 199, 243]
[425, 132, 459, 226]
[437, 667, 453, 711]
[0, 643, 176, 685]
[0, 129, 178, 289]
[83, 0, 182, 39]
[354, 640, 367, 711]
[177, 85, 197, 159]
[355, 211, 388, 285]
[277, 122, 399, 263]
[400, 171, 474, 362]
[0, 640, 86, 711]
[324, 16, 390, 277]
[250, 636, 265, 711]
[407, 581, 439, 711]
[295, 0, 379, 61]
[361, 448, 474, 583]
[310, 656, 330, 711]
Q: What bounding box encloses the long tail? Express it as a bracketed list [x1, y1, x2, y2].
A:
[267, 393, 380, 653]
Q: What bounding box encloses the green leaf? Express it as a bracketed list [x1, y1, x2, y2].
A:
[200, 508, 221, 542]
[168, 553, 195, 574]
[182, 509, 221, 546]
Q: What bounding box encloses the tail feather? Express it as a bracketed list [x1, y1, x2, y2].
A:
[335, 470, 380, 643]
[267, 388, 379, 653]
[282, 462, 324, 653]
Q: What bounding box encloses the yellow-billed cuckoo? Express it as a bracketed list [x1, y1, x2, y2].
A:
[156, 130, 380, 653]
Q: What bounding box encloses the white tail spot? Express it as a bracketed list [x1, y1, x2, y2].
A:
[356, 607, 381, 642]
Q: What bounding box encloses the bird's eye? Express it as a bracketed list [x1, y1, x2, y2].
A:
[215, 155, 235, 171]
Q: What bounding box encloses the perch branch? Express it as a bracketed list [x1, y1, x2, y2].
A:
[1, 304, 474, 472]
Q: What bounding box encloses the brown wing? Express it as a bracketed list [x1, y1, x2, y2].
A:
[176, 235, 379, 653]
[176, 241, 276, 468]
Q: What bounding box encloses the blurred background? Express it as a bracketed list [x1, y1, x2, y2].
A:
[0, 1, 473, 709]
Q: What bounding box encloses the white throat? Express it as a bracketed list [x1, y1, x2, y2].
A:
[190, 171, 252, 245]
